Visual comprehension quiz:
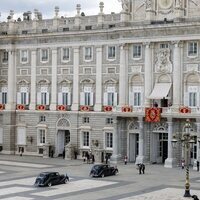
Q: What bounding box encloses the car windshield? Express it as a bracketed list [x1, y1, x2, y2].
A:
[38, 173, 47, 178]
[93, 165, 103, 170]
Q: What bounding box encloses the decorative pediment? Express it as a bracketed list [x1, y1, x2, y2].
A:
[80, 78, 94, 84]
[56, 118, 70, 128]
[37, 79, 50, 85]
[104, 78, 118, 85]
[0, 79, 7, 85]
[152, 123, 168, 132]
[129, 74, 143, 83]
[128, 121, 139, 130]
[59, 79, 72, 85]
[184, 72, 200, 83]
[17, 79, 29, 85]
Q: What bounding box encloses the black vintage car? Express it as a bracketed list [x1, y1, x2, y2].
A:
[34, 172, 69, 187]
[90, 164, 119, 178]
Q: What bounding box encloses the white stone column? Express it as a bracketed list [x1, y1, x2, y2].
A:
[94, 46, 102, 111]
[136, 118, 144, 164]
[119, 44, 128, 106]
[50, 48, 58, 110]
[6, 48, 16, 110]
[196, 122, 200, 172]
[71, 47, 80, 111]
[144, 43, 152, 107]
[164, 119, 176, 168]
[173, 41, 181, 107]
[110, 119, 121, 164]
[29, 49, 36, 110]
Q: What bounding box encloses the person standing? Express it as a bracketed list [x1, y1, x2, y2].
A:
[62, 148, 65, 159]
[141, 164, 145, 174]
[197, 160, 199, 172]
[124, 156, 128, 165]
[181, 159, 185, 169]
[105, 154, 109, 164]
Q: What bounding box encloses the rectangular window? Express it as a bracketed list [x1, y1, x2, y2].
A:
[133, 45, 142, 58]
[106, 132, 113, 148]
[85, 26, 92, 30]
[189, 92, 197, 107]
[41, 92, 47, 105]
[21, 50, 28, 63]
[39, 130, 45, 144]
[108, 93, 114, 106]
[106, 118, 113, 124]
[108, 46, 116, 59]
[134, 92, 141, 106]
[83, 131, 89, 147]
[84, 92, 90, 106]
[39, 115, 46, 122]
[41, 49, 48, 61]
[21, 93, 27, 105]
[62, 93, 68, 105]
[188, 42, 198, 56]
[2, 92, 7, 104]
[160, 43, 169, 49]
[2, 51, 8, 63]
[62, 48, 70, 61]
[83, 117, 89, 123]
[85, 47, 92, 60]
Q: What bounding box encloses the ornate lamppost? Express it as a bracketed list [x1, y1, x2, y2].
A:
[171, 119, 195, 197]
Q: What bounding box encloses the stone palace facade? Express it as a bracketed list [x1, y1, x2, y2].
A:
[0, 0, 200, 167]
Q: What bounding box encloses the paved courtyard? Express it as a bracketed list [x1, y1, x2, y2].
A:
[0, 155, 199, 200]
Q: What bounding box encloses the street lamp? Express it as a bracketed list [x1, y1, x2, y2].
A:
[171, 119, 195, 198]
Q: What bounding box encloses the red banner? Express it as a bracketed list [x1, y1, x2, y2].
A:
[179, 107, 191, 113]
[17, 104, 25, 110]
[80, 106, 90, 112]
[37, 105, 46, 110]
[103, 106, 112, 112]
[57, 105, 66, 111]
[145, 108, 161, 122]
[0, 104, 5, 110]
[122, 106, 132, 112]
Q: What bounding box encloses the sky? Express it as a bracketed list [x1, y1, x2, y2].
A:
[0, 0, 122, 21]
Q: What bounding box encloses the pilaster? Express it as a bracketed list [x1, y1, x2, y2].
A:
[144, 43, 153, 107]
[119, 44, 128, 106]
[94, 46, 103, 111]
[173, 41, 182, 107]
[29, 49, 37, 110]
[6, 48, 16, 110]
[136, 117, 145, 164]
[110, 119, 121, 164]
[71, 47, 80, 111]
[50, 48, 58, 110]
[164, 119, 176, 168]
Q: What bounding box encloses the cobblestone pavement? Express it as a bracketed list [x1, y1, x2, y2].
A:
[0, 155, 199, 200]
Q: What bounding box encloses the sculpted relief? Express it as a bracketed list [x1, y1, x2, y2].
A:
[155, 49, 172, 73]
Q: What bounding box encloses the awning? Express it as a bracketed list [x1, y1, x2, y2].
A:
[148, 83, 171, 99]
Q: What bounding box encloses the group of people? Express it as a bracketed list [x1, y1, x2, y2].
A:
[83, 152, 95, 164]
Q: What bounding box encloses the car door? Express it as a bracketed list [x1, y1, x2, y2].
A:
[103, 165, 109, 176]
[53, 173, 61, 185]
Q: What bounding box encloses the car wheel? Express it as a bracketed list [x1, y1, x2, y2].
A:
[48, 182, 52, 187]
[64, 178, 68, 184]
[101, 173, 105, 178]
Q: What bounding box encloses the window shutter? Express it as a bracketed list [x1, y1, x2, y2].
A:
[17, 92, 21, 104]
[140, 91, 144, 106]
[114, 92, 118, 106]
[103, 93, 108, 105]
[58, 92, 62, 105]
[184, 92, 189, 106]
[197, 92, 200, 107]
[0, 92, 2, 104]
[0, 127, 3, 144]
[80, 92, 85, 105]
[67, 92, 71, 105]
[90, 92, 94, 106]
[37, 92, 41, 105]
[129, 92, 133, 106]
[26, 92, 29, 105]
[46, 92, 50, 105]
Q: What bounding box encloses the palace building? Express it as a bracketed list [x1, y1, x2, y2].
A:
[0, 0, 200, 167]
